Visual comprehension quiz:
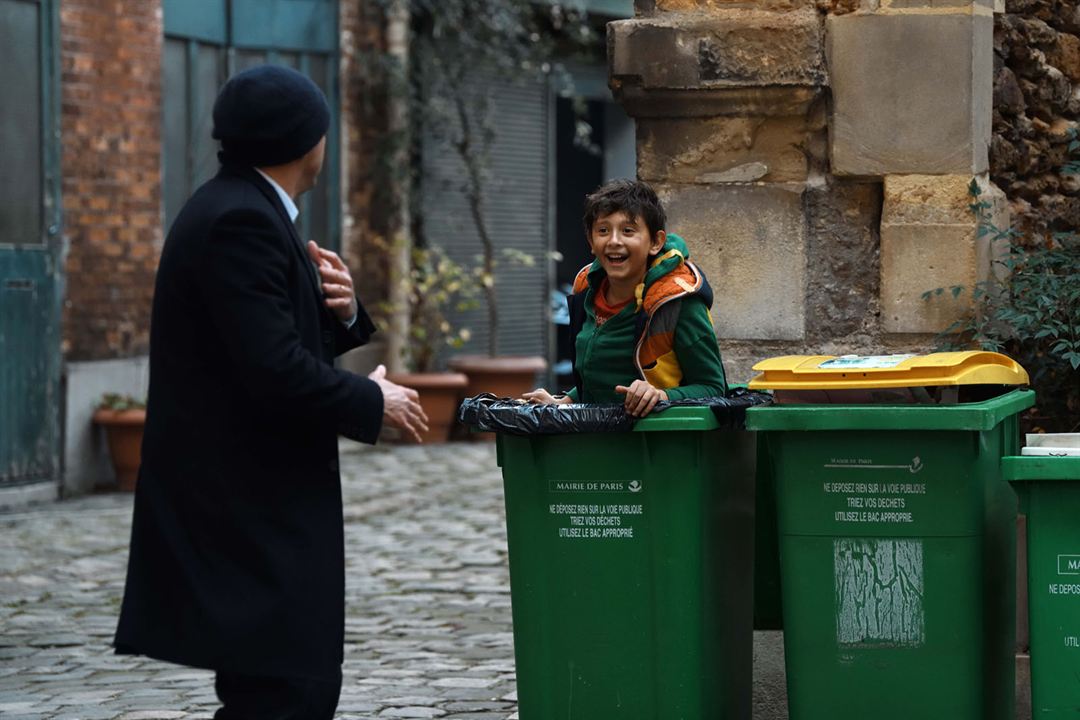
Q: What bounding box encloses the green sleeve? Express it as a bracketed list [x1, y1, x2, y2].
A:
[663, 297, 728, 401]
[565, 386, 579, 402]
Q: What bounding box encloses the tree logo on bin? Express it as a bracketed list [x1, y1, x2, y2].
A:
[628, 480, 642, 493]
[909, 456, 924, 474]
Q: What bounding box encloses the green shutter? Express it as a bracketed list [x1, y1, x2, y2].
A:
[230, 0, 337, 52]
[162, 0, 341, 250]
[163, 0, 227, 44]
[0, 0, 62, 487]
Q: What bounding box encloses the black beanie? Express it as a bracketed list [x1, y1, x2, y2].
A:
[212, 65, 330, 167]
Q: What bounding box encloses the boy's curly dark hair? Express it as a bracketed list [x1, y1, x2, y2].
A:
[582, 179, 667, 239]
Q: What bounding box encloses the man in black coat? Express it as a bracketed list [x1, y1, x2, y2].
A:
[114, 65, 427, 719]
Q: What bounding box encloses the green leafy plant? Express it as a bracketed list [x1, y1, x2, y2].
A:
[369, 0, 598, 356]
[374, 235, 480, 373]
[923, 179, 1080, 431]
[96, 393, 146, 412]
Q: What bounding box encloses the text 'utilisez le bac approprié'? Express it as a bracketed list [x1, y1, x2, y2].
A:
[825, 481, 926, 525]
[550, 504, 643, 540]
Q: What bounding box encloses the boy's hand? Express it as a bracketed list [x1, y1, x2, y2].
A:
[615, 380, 667, 417]
[522, 388, 572, 405]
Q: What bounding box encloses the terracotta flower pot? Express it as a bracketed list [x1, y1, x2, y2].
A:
[92, 408, 146, 492]
[386, 371, 469, 443]
[446, 356, 548, 441]
[447, 355, 548, 401]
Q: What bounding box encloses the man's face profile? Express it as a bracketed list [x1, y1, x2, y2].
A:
[300, 136, 327, 195]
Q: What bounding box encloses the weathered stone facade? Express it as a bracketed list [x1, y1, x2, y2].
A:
[60, 0, 164, 361]
[612, 0, 1008, 382]
[993, 1, 1080, 236]
[612, 8, 1042, 715]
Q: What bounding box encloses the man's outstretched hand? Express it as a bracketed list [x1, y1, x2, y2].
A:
[368, 365, 429, 443]
[308, 240, 359, 324]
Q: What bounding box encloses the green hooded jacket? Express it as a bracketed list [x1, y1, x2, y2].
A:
[565, 234, 728, 403]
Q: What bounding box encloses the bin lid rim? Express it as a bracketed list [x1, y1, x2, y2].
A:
[745, 388, 1035, 431]
[747, 351, 1028, 390]
[1003, 456, 1080, 482]
[633, 405, 720, 432]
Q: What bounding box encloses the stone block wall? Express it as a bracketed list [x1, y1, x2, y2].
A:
[612, 0, 1007, 382]
[60, 0, 163, 362]
[827, 13, 993, 177]
[993, 2, 1080, 237]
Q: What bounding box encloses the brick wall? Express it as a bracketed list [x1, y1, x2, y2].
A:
[60, 0, 163, 361]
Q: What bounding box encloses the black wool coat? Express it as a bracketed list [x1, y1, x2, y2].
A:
[114, 165, 383, 681]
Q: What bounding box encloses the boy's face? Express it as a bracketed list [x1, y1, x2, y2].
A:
[588, 211, 666, 285]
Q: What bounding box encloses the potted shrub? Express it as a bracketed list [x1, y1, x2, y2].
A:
[378, 239, 477, 442]
[391, 1, 588, 396]
[92, 393, 146, 491]
[445, 249, 550, 401]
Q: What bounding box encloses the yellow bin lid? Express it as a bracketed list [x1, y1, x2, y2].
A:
[748, 351, 1029, 390]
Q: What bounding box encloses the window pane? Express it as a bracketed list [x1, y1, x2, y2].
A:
[163, 38, 189, 230]
[235, 50, 267, 73]
[163, 0, 227, 44]
[0, 0, 42, 246]
[230, 0, 336, 52]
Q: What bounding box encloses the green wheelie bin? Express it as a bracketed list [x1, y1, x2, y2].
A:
[1004, 446, 1080, 716]
[461, 394, 767, 719]
[745, 352, 1032, 720]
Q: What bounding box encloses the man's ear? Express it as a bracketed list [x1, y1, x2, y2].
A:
[650, 230, 667, 256]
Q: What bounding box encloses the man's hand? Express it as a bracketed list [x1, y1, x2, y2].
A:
[369, 365, 429, 443]
[522, 388, 573, 405]
[307, 240, 359, 324]
[615, 379, 668, 418]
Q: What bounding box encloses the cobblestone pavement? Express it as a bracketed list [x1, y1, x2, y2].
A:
[0, 442, 518, 719]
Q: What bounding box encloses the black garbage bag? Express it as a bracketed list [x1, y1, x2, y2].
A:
[458, 388, 772, 436]
[662, 388, 774, 430]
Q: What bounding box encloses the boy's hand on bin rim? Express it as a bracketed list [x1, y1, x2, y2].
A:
[522, 388, 572, 405]
[615, 380, 668, 418]
[369, 365, 429, 443]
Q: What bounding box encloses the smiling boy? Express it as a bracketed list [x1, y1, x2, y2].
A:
[525, 179, 727, 416]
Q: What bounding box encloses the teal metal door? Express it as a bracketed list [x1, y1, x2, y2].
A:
[162, 0, 341, 250]
[0, 0, 62, 486]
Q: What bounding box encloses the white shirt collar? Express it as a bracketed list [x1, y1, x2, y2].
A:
[255, 169, 299, 223]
